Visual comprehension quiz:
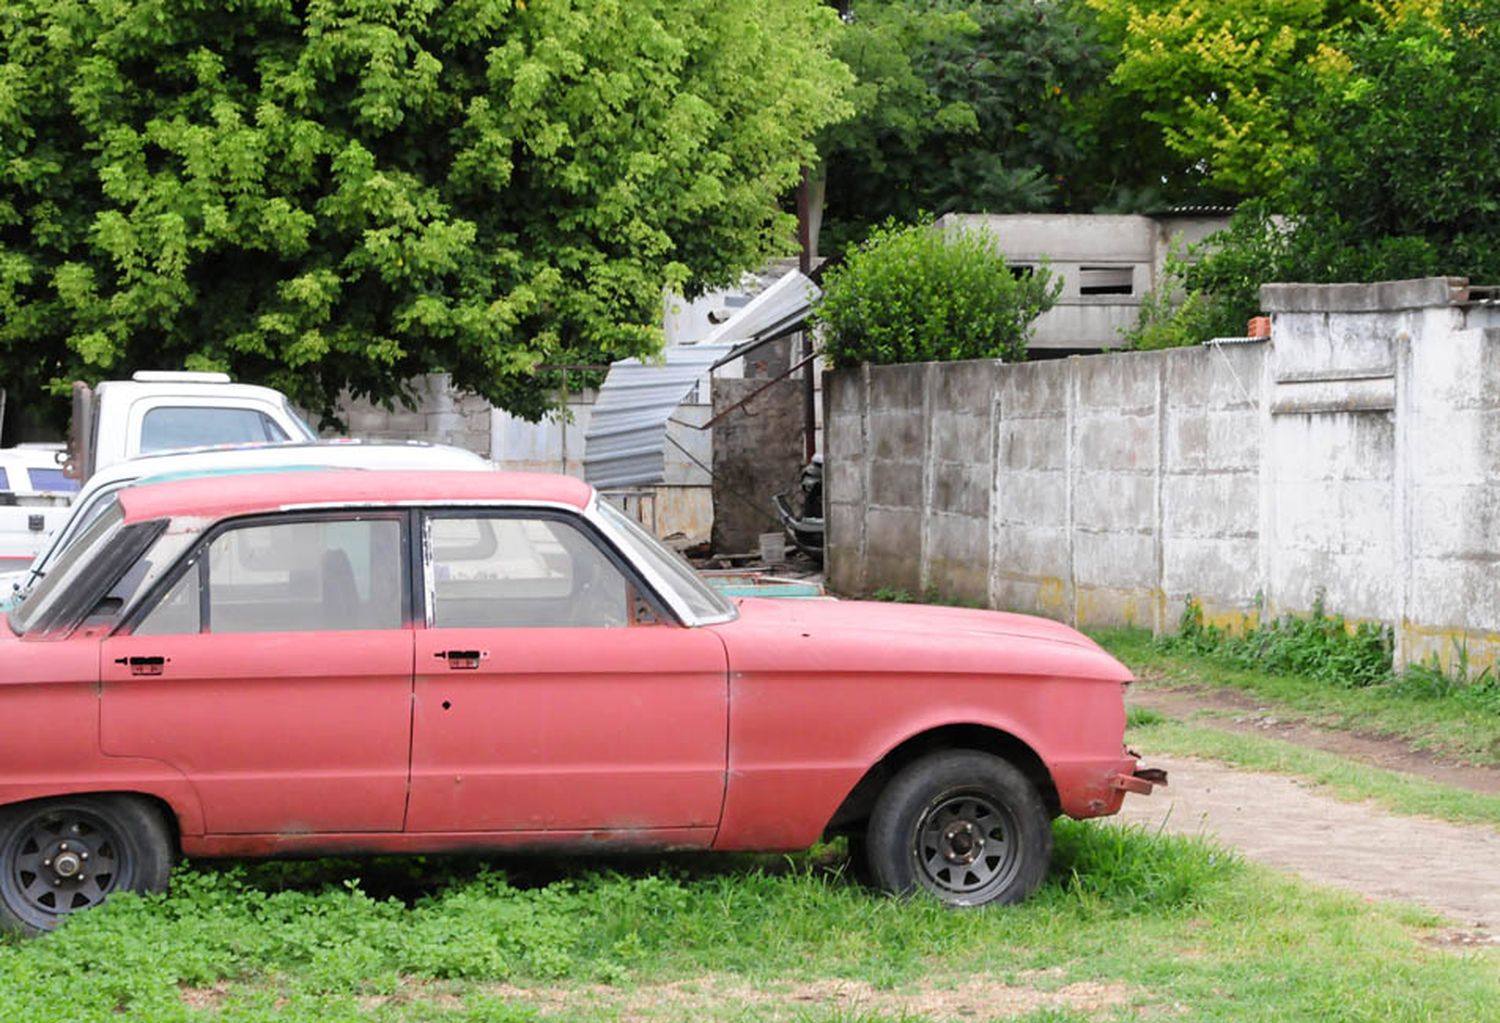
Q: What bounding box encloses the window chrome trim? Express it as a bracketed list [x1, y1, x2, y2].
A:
[584, 495, 737, 628]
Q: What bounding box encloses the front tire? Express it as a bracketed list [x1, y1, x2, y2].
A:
[0, 795, 174, 934]
[866, 751, 1052, 907]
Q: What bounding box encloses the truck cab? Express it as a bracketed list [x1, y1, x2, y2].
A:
[69, 371, 317, 479]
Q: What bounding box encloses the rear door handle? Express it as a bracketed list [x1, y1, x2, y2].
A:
[435, 650, 484, 670]
[114, 655, 166, 676]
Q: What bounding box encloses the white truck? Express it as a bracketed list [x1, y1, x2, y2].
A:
[0, 446, 78, 576]
[66, 370, 317, 479]
[1, 371, 318, 573]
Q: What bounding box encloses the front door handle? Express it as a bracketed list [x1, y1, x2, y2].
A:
[434, 650, 484, 670]
[114, 655, 166, 676]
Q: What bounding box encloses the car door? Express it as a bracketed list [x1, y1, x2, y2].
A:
[100, 512, 414, 835]
[407, 510, 729, 840]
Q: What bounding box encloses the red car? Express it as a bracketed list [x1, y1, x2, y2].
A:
[0, 470, 1161, 932]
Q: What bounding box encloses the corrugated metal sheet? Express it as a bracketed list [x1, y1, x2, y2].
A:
[582, 342, 737, 488]
[583, 271, 819, 488]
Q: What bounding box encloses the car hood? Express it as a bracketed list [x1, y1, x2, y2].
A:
[712, 597, 1131, 683]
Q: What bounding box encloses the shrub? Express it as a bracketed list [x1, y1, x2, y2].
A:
[814, 218, 1060, 367]
[1162, 593, 1393, 689]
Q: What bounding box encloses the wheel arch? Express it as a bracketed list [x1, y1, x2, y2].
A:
[822, 724, 1059, 835]
[0, 790, 183, 855]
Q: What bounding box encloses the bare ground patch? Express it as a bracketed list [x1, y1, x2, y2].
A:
[485, 972, 1136, 1021]
[1117, 755, 1500, 934]
[1128, 682, 1500, 795]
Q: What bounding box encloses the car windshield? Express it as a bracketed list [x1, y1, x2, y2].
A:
[595, 499, 734, 623]
[8, 497, 127, 635]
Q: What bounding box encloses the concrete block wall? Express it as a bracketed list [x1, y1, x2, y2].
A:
[826, 277, 1500, 670]
[337, 373, 493, 455]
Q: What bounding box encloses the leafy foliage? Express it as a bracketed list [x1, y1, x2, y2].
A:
[813, 219, 1059, 367]
[818, 0, 1115, 248]
[0, 830, 1245, 1020]
[1273, 0, 1500, 282]
[1086, 0, 1375, 198]
[1163, 593, 1394, 689]
[0, 0, 851, 423]
[1126, 203, 1292, 349]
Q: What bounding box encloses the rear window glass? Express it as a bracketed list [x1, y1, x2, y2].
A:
[136, 517, 404, 635]
[140, 407, 289, 453]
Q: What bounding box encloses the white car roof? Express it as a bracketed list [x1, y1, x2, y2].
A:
[81, 441, 492, 496]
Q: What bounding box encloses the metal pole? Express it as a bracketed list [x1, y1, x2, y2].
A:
[797, 165, 816, 462]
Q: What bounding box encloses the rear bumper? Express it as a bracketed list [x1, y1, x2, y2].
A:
[1111, 765, 1169, 795]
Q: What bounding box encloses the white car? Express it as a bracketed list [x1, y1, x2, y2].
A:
[1, 441, 492, 602]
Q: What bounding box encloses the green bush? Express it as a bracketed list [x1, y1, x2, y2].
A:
[813, 218, 1059, 367]
[1162, 593, 1394, 689]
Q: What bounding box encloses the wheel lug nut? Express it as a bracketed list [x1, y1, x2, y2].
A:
[52, 879, 60, 887]
[42, 859, 51, 867]
[59, 843, 68, 852]
[80, 852, 88, 861]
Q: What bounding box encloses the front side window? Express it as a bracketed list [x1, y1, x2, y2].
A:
[139, 406, 289, 453]
[426, 515, 636, 628]
[135, 517, 404, 635]
[594, 499, 733, 622]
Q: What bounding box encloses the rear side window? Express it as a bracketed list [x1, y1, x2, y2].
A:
[140, 407, 289, 453]
[135, 517, 405, 635]
[0, 468, 8, 491]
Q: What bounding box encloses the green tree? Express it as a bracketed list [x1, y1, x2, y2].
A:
[1087, 0, 1371, 198]
[0, 0, 851, 424]
[818, 0, 1114, 248]
[1275, 0, 1500, 281]
[813, 218, 1060, 366]
[1128, 0, 1500, 348]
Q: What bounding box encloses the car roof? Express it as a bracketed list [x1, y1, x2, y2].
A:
[117, 469, 595, 524]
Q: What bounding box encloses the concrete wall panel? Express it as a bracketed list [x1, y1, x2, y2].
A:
[826, 282, 1500, 666]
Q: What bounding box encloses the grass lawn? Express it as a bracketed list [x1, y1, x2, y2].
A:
[1, 823, 1495, 1023]
[1096, 628, 1500, 768]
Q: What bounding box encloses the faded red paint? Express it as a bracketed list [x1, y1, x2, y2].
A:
[116, 470, 592, 525]
[0, 471, 1160, 864]
[408, 624, 727, 835]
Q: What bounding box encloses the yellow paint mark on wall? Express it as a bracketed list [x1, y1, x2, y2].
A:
[1036, 576, 1067, 613]
[1401, 620, 1500, 674]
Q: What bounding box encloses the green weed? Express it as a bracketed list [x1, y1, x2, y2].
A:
[0, 818, 1493, 1022]
[1164, 592, 1393, 688]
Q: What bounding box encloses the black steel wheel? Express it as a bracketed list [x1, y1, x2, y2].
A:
[0, 795, 173, 934]
[866, 751, 1052, 907]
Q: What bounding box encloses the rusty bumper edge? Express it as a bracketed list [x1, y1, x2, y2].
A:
[1110, 767, 1168, 796]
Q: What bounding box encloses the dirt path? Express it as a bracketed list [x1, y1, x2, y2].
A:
[1117, 753, 1500, 940]
[1130, 684, 1500, 795]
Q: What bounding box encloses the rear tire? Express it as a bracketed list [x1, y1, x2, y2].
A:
[0, 795, 174, 934]
[866, 751, 1051, 907]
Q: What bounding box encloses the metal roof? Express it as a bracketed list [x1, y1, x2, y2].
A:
[583, 271, 819, 489]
